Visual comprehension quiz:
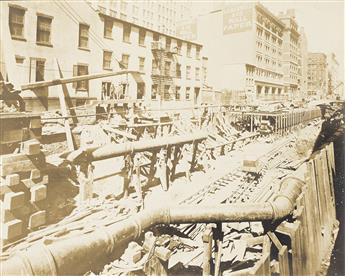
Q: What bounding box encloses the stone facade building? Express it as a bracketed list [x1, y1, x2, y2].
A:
[307, 53, 328, 99]
[0, 1, 204, 111]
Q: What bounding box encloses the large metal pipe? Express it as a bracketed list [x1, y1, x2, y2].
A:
[0, 177, 303, 275]
[63, 132, 207, 162]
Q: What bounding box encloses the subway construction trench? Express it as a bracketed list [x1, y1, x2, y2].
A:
[0, 104, 344, 276]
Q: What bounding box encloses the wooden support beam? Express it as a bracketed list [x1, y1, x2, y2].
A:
[202, 225, 213, 276]
[56, 60, 76, 151]
[157, 148, 169, 191]
[78, 161, 94, 202]
[122, 154, 132, 198]
[133, 155, 144, 209]
[213, 223, 223, 276]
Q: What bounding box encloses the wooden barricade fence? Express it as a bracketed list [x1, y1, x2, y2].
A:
[226, 141, 337, 276]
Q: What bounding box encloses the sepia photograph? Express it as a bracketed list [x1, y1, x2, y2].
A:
[0, 0, 344, 275]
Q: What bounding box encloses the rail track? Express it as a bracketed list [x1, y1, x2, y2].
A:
[179, 136, 293, 207]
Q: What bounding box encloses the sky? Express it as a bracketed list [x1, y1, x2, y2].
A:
[188, 0, 344, 80]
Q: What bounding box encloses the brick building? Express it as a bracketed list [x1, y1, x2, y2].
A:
[175, 3, 287, 104]
[307, 53, 328, 99]
[278, 10, 302, 101]
[88, 0, 191, 36]
[0, 1, 204, 111]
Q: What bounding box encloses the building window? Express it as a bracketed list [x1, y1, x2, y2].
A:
[175, 86, 181, 100]
[164, 85, 170, 100]
[196, 46, 200, 59]
[202, 66, 207, 82]
[186, 87, 191, 100]
[195, 67, 200, 80]
[176, 63, 181, 78]
[104, 19, 113, 38]
[137, 83, 145, 99]
[35, 60, 45, 81]
[187, 44, 191, 57]
[139, 29, 146, 46]
[29, 58, 45, 82]
[73, 64, 89, 91]
[103, 51, 112, 70]
[139, 57, 145, 71]
[123, 23, 131, 43]
[186, 66, 191, 79]
[36, 15, 52, 45]
[121, 54, 129, 69]
[9, 6, 25, 39]
[151, 84, 158, 100]
[79, 24, 89, 48]
[153, 33, 159, 41]
[165, 37, 171, 50]
[15, 55, 25, 64]
[164, 61, 171, 76]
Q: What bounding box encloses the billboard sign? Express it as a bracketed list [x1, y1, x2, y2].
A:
[223, 4, 253, 35]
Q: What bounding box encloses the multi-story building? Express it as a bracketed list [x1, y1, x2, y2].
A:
[327, 53, 341, 98]
[0, 1, 203, 111]
[88, 0, 191, 36]
[299, 27, 308, 100]
[307, 53, 328, 99]
[177, 3, 286, 104]
[278, 10, 302, 101]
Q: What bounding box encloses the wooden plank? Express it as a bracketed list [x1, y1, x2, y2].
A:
[1, 152, 46, 165]
[202, 226, 213, 276]
[267, 231, 282, 250]
[276, 221, 302, 276]
[316, 153, 332, 253]
[325, 144, 336, 221]
[249, 253, 270, 275]
[278, 245, 290, 276]
[1, 159, 46, 176]
[56, 60, 75, 151]
[306, 161, 322, 268]
[22, 175, 48, 189]
[313, 156, 326, 228]
[301, 186, 317, 275]
[321, 149, 335, 225]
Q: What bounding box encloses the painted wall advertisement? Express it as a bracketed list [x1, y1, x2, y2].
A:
[223, 5, 253, 35]
[176, 19, 197, 41]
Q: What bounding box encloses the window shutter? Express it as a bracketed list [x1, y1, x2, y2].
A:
[72, 65, 78, 88]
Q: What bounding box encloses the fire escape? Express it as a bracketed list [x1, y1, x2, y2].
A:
[151, 40, 178, 107]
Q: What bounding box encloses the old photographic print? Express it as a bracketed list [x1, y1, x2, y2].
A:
[0, 0, 344, 275]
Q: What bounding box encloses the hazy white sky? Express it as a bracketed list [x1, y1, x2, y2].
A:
[189, 0, 344, 80]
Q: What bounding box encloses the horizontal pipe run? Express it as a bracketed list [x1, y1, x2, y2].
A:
[63, 132, 207, 162]
[21, 70, 143, 90]
[0, 177, 303, 275]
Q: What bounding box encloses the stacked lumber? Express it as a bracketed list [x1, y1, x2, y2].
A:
[0, 139, 48, 250]
[0, 113, 42, 146]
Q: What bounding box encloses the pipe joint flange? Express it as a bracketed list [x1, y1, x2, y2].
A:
[161, 207, 171, 225]
[132, 216, 142, 239]
[267, 201, 278, 221]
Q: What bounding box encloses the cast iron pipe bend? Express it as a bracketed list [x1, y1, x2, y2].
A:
[0, 177, 303, 275]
